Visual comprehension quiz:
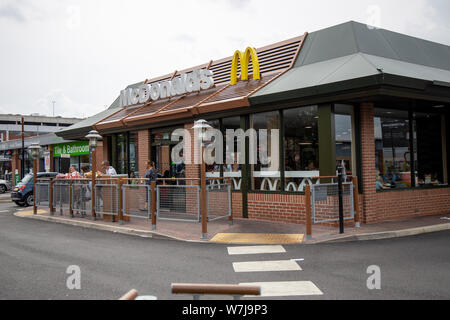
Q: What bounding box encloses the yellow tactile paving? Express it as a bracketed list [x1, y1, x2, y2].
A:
[210, 233, 304, 244]
[15, 209, 47, 217]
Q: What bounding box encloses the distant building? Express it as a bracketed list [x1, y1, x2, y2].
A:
[0, 114, 83, 142]
[0, 114, 84, 181]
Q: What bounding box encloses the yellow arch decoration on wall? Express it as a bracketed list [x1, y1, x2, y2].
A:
[230, 47, 261, 85]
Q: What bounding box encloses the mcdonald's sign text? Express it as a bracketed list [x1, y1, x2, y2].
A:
[120, 68, 215, 108]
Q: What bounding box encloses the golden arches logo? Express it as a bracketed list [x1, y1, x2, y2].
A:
[230, 47, 260, 85]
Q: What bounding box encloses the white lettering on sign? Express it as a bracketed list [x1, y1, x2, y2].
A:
[119, 68, 214, 108]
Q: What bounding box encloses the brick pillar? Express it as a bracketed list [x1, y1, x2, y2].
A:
[184, 122, 200, 180]
[137, 130, 150, 178]
[96, 142, 104, 173]
[359, 102, 377, 223]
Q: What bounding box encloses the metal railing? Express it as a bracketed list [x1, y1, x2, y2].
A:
[311, 181, 354, 224]
[71, 179, 92, 217]
[52, 180, 71, 216]
[35, 179, 51, 207]
[46, 175, 234, 238]
[94, 179, 119, 218]
[206, 178, 232, 222]
[122, 179, 151, 219]
[156, 179, 200, 222]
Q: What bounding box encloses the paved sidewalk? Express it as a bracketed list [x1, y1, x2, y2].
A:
[14, 207, 450, 244]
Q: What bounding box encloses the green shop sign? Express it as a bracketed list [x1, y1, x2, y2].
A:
[53, 141, 90, 157]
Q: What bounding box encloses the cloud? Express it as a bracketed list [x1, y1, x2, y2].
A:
[35, 90, 101, 119]
[0, 0, 48, 23]
[0, 0, 26, 22]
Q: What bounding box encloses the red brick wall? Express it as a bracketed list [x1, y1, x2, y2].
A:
[374, 188, 450, 222]
[232, 192, 243, 218]
[247, 193, 306, 224]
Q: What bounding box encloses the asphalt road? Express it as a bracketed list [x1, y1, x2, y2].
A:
[0, 193, 449, 300]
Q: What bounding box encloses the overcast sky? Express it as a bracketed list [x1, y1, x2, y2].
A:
[1, 0, 449, 119]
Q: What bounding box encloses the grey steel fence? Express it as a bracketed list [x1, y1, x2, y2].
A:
[206, 183, 231, 222]
[122, 183, 151, 219]
[156, 183, 200, 222]
[53, 180, 71, 216]
[95, 182, 119, 217]
[71, 180, 92, 217]
[311, 182, 354, 224]
[35, 182, 50, 207]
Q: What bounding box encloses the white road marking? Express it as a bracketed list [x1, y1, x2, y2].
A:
[232, 260, 302, 272]
[239, 281, 323, 297]
[0, 210, 9, 213]
[227, 245, 286, 255]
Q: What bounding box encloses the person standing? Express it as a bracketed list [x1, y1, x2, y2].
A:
[143, 161, 157, 210]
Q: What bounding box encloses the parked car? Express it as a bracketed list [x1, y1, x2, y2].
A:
[0, 179, 11, 194]
[11, 172, 59, 207]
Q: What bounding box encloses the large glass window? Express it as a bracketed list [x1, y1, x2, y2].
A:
[221, 116, 242, 190]
[283, 106, 319, 191]
[375, 107, 448, 190]
[250, 111, 280, 191]
[205, 119, 220, 175]
[374, 108, 411, 190]
[129, 132, 138, 176]
[335, 104, 354, 177]
[415, 111, 445, 186]
[110, 131, 138, 176]
[151, 127, 182, 178]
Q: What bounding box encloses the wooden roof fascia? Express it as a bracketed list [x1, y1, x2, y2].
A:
[289, 33, 308, 69]
[123, 94, 189, 124]
[152, 93, 191, 117]
[187, 83, 232, 116]
[92, 107, 127, 131]
[119, 101, 156, 127]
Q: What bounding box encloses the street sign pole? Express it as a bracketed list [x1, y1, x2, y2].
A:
[337, 165, 344, 234]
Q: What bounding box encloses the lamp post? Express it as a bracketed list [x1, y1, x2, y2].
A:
[192, 120, 212, 239]
[86, 130, 102, 220]
[28, 142, 41, 215]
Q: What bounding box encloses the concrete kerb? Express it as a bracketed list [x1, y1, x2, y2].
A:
[13, 210, 210, 243]
[309, 223, 450, 244]
[13, 209, 450, 245]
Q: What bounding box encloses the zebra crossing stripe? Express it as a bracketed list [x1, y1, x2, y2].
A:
[227, 245, 286, 255]
[238, 281, 323, 297]
[232, 260, 302, 272]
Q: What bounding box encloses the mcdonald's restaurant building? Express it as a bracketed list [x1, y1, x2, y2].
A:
[57, 21, 450, 225]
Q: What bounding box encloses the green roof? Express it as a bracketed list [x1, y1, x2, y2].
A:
[251, 21, 450, 105]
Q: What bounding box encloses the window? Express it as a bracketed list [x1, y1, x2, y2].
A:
[221, 116, 242, 190]
[374, 107, 447, 190]
[250, 111, 280, 191]
[283, 106, 319, 191]
[415, 111, 446, 186]
[110, 132, 138, 176]
[374, 108, 411, 190]
[151, 127, 183, 178]
[335, 104, 354, 176]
